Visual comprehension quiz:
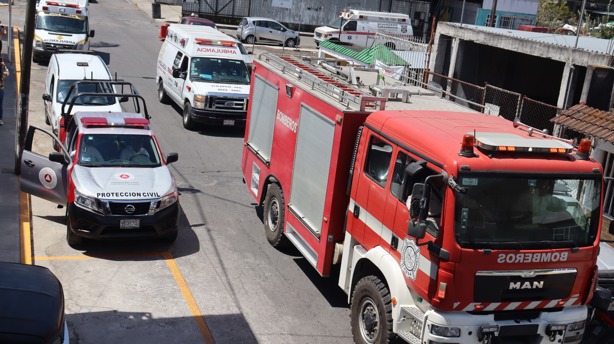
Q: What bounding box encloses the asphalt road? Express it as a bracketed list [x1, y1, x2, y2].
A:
[17, 0, 352, 343]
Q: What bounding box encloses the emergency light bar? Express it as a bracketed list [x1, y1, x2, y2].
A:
[81, 117, 150, 128]
[461, 132, 575, 155]
[194, 38, 236, 47]
[41, 1, 86, 15]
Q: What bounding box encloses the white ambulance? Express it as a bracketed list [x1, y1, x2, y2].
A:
[314, 9, 413, 49]
[33, 0, 95, 62]
[156, 24, 252, 130]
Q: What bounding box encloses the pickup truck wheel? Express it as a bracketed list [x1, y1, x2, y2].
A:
[351, 276, 393, 344]
[263, 183, 286, 247]
[182, 102, 196, 130]
[245, 35, 256, 45]
[66, 210, 84, 248]
[158, 80, 169, 104]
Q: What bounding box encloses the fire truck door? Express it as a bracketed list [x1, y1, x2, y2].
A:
[351, 134, 394, 248]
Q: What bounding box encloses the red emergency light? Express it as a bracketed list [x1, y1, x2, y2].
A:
[124, 118, 150, 127]
[80, 117, 109, 127]
[459, 134, 475, 157]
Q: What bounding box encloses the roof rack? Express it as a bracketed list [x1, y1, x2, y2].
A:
[257, 53, 387, 112]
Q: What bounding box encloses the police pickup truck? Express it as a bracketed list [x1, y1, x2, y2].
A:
[20, 112, 180, 247]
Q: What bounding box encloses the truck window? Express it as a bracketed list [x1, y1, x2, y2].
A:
[364, 136, 392, 188]
[172, 51, 183, 69]
[343, 21, 357, 31]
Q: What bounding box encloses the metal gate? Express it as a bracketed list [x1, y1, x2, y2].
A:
[182, 0, 250, 18]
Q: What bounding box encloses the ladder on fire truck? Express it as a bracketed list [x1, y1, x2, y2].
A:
[258, 53, 388, 112]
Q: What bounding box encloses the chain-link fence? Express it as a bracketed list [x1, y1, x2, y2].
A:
[518, 96, 560, 134]
[370, 33, 428, 86]
[483, 83, 521, 120]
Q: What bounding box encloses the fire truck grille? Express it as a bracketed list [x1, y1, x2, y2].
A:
[474, 269, 576, 302]
[206, 96, 247, 112]
[108, 201, 151, 215]
[43, 42, 76, 52]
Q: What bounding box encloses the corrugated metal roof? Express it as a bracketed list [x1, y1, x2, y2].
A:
[551, 104, 614, 142]
[319, 40, 408, 66]
[447, 23, 614, 56]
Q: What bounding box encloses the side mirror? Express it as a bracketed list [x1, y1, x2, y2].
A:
[49, 152, 68, 165]
[89, 30, 95, 38]
[591, 286, 613, 311]
[408, 183, 425, 219]
[166, 152, 179, 164]
[408, 221, 426, 239]
[172, 68, 180, 78]
[42, 94, 52, 102]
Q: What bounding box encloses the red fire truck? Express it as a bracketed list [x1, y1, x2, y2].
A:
[241, 53, 604, 343]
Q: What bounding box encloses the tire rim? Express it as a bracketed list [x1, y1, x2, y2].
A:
[158, 82, 164, 100]
[267, 197, 279, 232]
[183, 107, 189, 124]
[359, 297, 379, 343]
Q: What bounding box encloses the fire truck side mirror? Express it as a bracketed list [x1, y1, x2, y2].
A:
[407, 183, 424, 219]
[590, 286, 613, 312]
[408, 220, 426, 239]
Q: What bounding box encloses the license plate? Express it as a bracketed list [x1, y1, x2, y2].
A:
[223, 119, 235, 126]
[120, 219, 140, 229]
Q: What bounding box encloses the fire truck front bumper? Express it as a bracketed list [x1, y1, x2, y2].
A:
[67, 202, 179, 241]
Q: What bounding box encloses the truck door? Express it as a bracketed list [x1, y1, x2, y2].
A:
[20, 126, 69, 205]
[351, 134, 394, 248]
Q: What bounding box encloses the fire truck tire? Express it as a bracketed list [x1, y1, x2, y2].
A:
[245, 35, 256, 45]
[66, 210, 84, 248]
[158, 80, 170, 104]
[263, 183, 287, 247]
[183, 102, 196, 130]
[351, 276, 393, 344]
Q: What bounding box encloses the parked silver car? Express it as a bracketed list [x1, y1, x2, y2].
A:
[236, 17, 300, 47]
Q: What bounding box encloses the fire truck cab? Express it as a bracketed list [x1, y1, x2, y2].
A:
[242, 53, 604, 344]
[20, 113, 180, 247]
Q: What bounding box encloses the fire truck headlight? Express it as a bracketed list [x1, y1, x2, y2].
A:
[156, 191, 178, 211]
[193, 95, 207, 110]
[75, 189, 104, 214]
[562, 320, 585, 342]
[430, 324, 461, 337]
[566, 320, 585, 332]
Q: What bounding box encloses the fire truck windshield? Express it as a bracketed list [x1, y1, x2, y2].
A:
[36, 14, 87, 34]
[454, 174, 601, 249]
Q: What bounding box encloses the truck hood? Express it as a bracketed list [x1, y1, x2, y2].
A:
[190, 82, 250, 97]
[314, 26, 338, 35]
[72, 165, 175, 200]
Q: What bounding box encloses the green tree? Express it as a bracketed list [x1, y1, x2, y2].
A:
[536, 0, 573, 31]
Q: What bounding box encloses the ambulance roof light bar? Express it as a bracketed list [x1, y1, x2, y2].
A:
[194, 38, 236, 47]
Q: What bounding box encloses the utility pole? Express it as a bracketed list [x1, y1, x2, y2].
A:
[489, 0, 498, 27]
[14, 0, 36, 175]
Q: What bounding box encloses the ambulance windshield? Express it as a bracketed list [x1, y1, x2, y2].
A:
[190, 58, 250, 84]
[326, 17, 345, 29]
[453, 173, 601, 249]
[36, 14, 87, 34]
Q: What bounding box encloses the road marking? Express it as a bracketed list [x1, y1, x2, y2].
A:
[19, 190, 32, 265]
[36, 251, 215, 344]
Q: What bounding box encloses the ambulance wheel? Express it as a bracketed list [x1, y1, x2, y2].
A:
[263, 183, 286, 247]
[66, 210, 84, 248]
[284, 38, 296, 48]
[182, 102, 196, 130]
[158, 80, 169, 104]
[245, 35, 256, 45]
[351, 276, 393, 344]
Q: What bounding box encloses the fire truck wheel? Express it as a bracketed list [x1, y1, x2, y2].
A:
[351, 276, 393, 344]
[245, 35, 256, 45]
[183, 102, 196, 130]
[263, 183, 286, 247]
[66, 210, 84, 248]
[158, 80, 170, 104]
